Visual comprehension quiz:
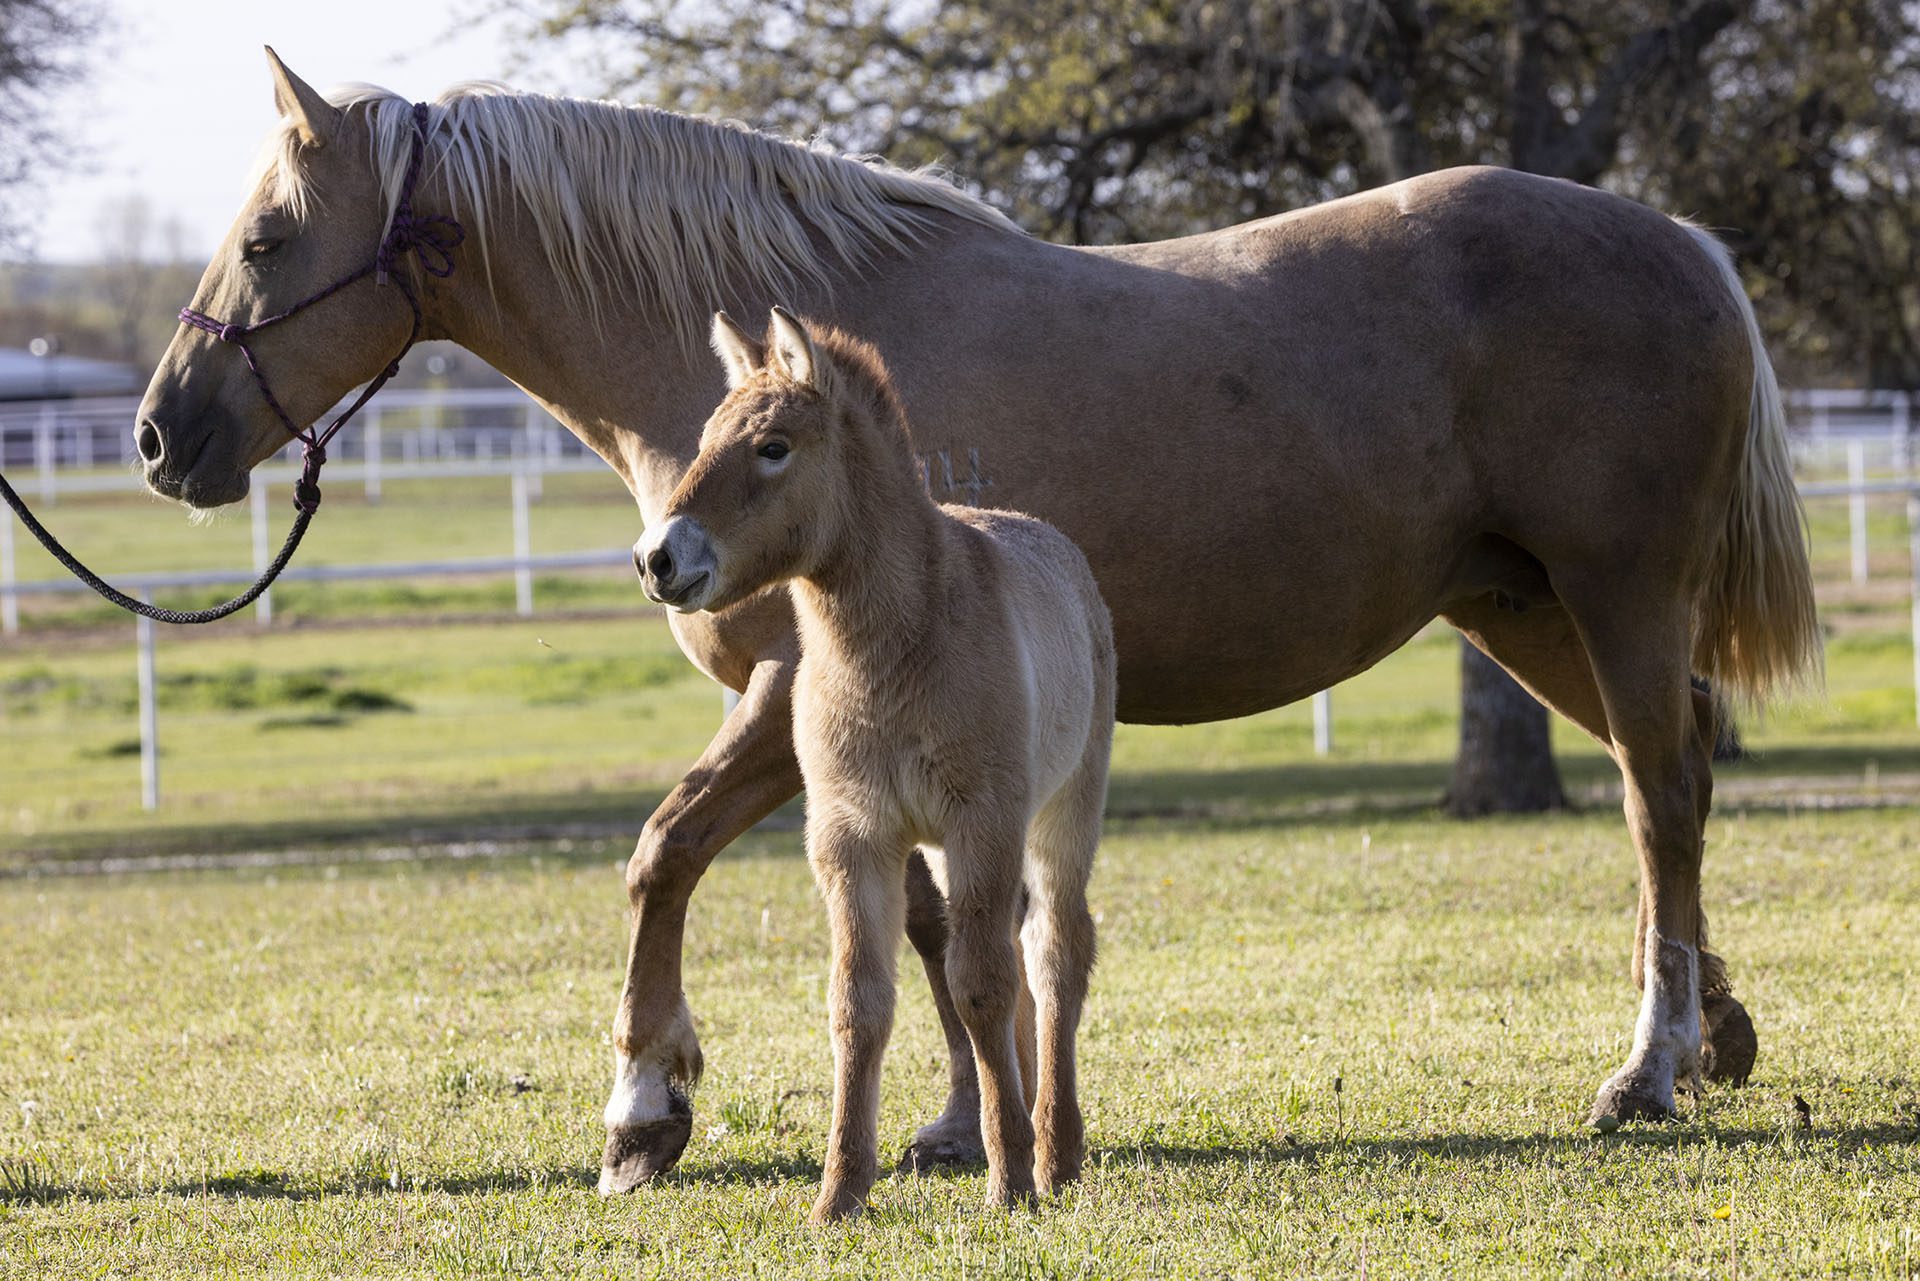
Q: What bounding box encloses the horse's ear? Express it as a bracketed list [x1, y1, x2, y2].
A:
[709, 311, 765, 389]
[767, 306, 819, 390]
[265, 46, 341, 148]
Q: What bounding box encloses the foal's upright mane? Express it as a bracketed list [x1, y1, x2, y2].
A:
[255, 82, 1022, 340]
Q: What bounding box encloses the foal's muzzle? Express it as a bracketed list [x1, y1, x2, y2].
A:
[635, 517, 717, 611]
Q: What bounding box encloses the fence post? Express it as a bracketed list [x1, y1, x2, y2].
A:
[1312, 689, 1333, 755]
[1894, 391, 1912, 477]
[35, 404, 56, 503]
[1905, 393, 1919, 729]
[1849, 439, 1869, 585]
[522, 402, 545, 501]
[1, 506, 17, 636]
[137, 594, 160, 812]
[364, 406, 383, 505]
[512, 468, 534, 617]
[250, 481, 274, 627]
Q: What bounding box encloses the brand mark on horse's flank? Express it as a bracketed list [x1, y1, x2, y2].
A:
[918, 447, 994, 507]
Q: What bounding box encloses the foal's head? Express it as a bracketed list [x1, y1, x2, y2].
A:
[636, 308, 912, 613]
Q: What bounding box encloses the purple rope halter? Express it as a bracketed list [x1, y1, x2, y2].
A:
[178, 102, 464, 515]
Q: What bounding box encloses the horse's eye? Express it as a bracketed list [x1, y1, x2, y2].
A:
[242, 238, 283, 261]
[757, 440, 789, 461]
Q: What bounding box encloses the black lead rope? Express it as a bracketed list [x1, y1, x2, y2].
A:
[0, 467, 314, 624]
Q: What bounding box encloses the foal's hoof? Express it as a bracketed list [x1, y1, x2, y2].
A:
[809, 1187, 869, 1224]
[598, 1094, 694, 1194]
[1701, 992, 1758, 1086]
[897, 1117, 987, 1173]
[1589, 1072, 1678, 1128]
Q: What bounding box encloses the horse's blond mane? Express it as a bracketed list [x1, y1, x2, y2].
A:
[253, 81, 1021, 341]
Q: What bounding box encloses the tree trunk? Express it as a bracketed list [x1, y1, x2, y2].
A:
[1444, 640, 1568, 816]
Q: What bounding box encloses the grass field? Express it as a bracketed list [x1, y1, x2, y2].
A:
[1, 807, 1916, 1276]
[2, 472, 1918, 1276]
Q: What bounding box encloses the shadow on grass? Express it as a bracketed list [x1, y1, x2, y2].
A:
[1098, 1119, 1920, 1173]
[10, 1121, 1913, 1206]
[0, 1151, 827, 1205]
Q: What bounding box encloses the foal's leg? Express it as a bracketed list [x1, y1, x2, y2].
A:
[1559, 598, 1711, 1124]
[602, 658, 803, 1194]
[1022, 773, 1103, 1195]
[810, 817, 910, 1223]
[943, 817, 1038, 1208]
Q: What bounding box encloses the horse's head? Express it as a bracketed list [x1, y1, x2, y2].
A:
[638, 308, 855, 613]
[137, 50, 415, 508]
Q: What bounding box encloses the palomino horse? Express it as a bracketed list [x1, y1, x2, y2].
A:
[138, 54, 1819, 1191]
[640, 308, 1114, 1220]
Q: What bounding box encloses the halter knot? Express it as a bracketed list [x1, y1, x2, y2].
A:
[219, 323, 244, 345]
[377, 208, 464, 285]
[294, 443, 328, 515]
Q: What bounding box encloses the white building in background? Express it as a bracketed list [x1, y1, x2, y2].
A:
[0, 346, 143, 401]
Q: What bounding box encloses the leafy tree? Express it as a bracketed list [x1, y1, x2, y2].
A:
[0, 0, 102, 252]
[499, 0, 1916, 808]
[504, 0, 1916, 378]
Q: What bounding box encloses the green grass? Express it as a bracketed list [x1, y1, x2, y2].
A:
[1, 467, 1918, 1274]
[0, 808, 1915, 1277]
[5, 612, 1917, 864]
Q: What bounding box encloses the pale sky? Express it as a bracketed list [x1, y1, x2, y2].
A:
[27, 0, 550, 263]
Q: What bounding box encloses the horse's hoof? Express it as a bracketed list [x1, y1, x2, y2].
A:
[1589, 1073, 1678, 1127]
[1701, 992, 1757, 1086]
[897, 1120, 987, 1173]
[597, 1094, 693, 1194]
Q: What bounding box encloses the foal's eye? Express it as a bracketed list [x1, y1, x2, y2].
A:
[757, 440, 790, 462]
[242, 238, 283, 262]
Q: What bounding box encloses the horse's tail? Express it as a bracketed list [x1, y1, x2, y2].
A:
[1677, 219, 1823, 706]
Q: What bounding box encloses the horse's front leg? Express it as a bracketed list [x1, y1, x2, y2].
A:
[600, 657, 802, 1194]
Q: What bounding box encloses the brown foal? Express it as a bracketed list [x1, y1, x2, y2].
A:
[636, 309, 1115, 1220]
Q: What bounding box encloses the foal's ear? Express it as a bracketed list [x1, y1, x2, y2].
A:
[265, 47, 342, 149]
[767, 306, 820, 391]
[709, 311, 765, 389]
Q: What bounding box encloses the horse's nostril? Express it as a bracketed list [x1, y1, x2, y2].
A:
[136, 422, 164, 464]
[646, 546, 675, 582]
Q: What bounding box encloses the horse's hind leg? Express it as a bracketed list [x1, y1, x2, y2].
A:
[1532, 588, 1710, 1124]
[1446, 597, 1753, 1087]
[899, 855, 989, 1171]
[1022, 766, 1103, 1195]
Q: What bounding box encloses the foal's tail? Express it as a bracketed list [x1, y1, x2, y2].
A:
[1677, 220, 1823, 706]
